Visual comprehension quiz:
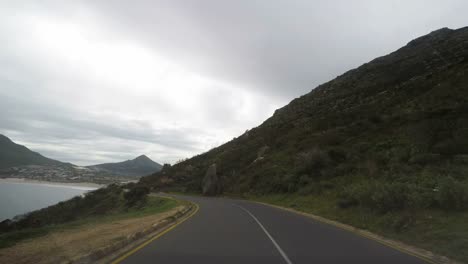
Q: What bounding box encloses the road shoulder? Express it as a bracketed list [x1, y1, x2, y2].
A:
[250, 200, 459, 264]
[108, 198, 198, 264]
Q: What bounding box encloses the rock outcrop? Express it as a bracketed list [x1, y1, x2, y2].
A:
[201, 164, 222, 196]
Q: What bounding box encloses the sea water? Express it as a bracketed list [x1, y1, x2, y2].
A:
[0, 181, 97, 221]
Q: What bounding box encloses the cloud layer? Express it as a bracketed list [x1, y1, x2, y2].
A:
[1, 1, 467, 165]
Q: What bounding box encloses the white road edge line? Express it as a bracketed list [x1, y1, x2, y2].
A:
[234, 204, 293, 264]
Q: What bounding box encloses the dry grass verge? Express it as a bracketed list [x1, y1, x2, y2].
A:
[0, 196, 194, 264]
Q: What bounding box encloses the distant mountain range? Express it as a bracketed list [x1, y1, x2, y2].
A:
[0, 134, 162, 178]
[87, 155, 162, 177]
[0, 134, 66, 169]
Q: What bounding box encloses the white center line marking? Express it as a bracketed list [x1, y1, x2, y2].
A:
[234, 204, 293, 264]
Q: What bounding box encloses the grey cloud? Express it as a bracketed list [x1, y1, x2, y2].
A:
[1, 97, 202, 148]
[1, 0, 467, 165]
[0, 93, 208, 164]
[87, 0, 468, 101]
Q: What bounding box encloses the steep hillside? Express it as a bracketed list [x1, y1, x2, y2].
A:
[0, 134, 65, 169]
[139, 27, 468, 262]
[142, 27, 468, 197]
[88, 155, 162, 177]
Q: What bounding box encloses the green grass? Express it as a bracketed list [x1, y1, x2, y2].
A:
[247, 192, 468, 263]
[0, 196, 179, 249]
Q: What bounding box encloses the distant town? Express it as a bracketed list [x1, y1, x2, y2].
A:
[0, 165, 137, 184]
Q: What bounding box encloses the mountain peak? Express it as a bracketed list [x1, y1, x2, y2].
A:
[89, 154, 162, 177]
[429, 27, 452, 36]
[0, 134, 64, 169]
[135, 154, 150, 161]
[406, 27, 460, 48]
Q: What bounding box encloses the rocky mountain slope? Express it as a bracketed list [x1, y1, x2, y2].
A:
[0, 134, 66, 169]
[88, 155, 162, 177]
[141, 27, 468, 201]
[139, 28, 468, 261]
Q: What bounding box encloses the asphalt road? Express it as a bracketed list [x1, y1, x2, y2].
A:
[119, 195, 428, 264]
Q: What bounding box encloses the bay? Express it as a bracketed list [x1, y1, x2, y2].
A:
[0, 181, 98, 221]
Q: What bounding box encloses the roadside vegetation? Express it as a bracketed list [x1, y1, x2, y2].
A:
[0, 184, 176, 250]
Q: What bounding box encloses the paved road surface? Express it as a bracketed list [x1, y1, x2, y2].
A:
[119, 195, 427, 264]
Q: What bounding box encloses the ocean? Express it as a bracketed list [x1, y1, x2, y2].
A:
[0, 181, 98, 221]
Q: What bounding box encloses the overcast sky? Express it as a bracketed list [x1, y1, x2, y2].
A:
[1, 1, 467, 165]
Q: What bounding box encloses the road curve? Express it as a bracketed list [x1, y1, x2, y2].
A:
[118, 194, 428, 264]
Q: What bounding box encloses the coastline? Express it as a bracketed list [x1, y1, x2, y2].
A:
[0, 178, 104, 190]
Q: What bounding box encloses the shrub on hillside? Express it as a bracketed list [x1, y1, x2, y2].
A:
[327, 148, 347, 163]
[295, 149, 330, 177]
[124, 185, 150, 208]
[9, 185, 124, 230]
[380, 212, 416, 232]
[297, 183, 321, 195]
[340, 181, 437, 213]
[85, 184, 123, 214]
[433, 139, 460, 156]
[263, 173, 297, 193]
[409, 153, 442, 165]
[436, 177, 468, 211]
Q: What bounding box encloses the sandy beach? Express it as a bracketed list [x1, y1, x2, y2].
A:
[0, 178, 104, 190]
